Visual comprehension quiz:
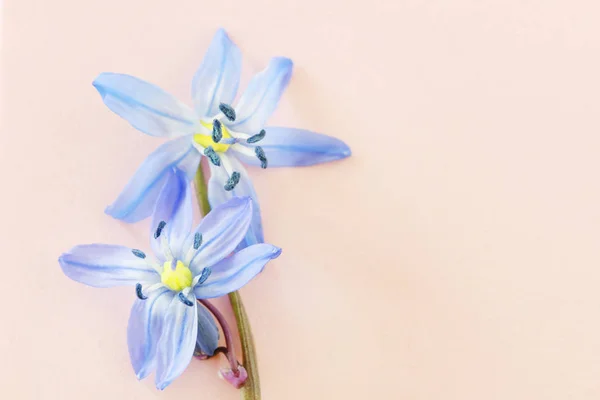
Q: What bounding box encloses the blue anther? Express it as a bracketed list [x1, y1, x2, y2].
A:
[193, 232, 202, 250]
[255, 146, 268, 169]
[212, 119, 223, 143]
[247, 129, 266, 144]
[224, 171, 241, 191]
[219, 103, 236, 121]
[178, 292, 194, 307]
[154, 221, 166, 239]
[198, 267, 212, 285]
[203, 146, 221, 166]
[135, 283, 147, 300]
[131, 249, 146, 259]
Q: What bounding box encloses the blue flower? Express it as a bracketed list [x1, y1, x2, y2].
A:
[59, 170, 281, 390]
[93, 28, 351, 246]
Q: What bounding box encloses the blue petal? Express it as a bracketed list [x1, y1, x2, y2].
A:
[207, 155, 264, 249]
[185, 196, 253, 275]
[59, 244, 160, 287]
[191, 28, 242, 118]
[228, 57, 293, 134]
[194, 244, 281, 299]
[93, 73, 199, 137]
[195, 304, 219, 356]
[127, 288, 173, 379]
[233, 127, 351, 167]
[106, 136, 198, 223]
[155, 292, 198, 390]
[150, 169, 193, 261]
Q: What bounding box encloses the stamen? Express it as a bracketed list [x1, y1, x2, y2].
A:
[224, 172, 241, 191]
[212, 119, 223, 143]
[198, 267, 212, 285]
[159, 229, 173, 261]
[194, 232, 202, 250]
[154, 221, 166, 239]
[204, 146, 221, 166]
[131, 249, 146, 259]
[247, 129, 266, 144]
[170, 259, 177, 271]
[219, 103, 236, 121]
[219, 137, 237, 145]
[178, 292, 194, 307]
[135, 283, 148, 300]
[255, 146, 268, 169]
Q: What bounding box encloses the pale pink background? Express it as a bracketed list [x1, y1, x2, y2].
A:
[2, 1, 600, 399]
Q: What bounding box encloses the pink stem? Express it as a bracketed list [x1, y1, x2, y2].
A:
[197, 298, 240, 375]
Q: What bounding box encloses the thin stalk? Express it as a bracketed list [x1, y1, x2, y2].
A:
[228, 290, 260, 400]
[194, 162, 261, 399]
[198, 299, 240, 374]
[194, 160, 211, 216]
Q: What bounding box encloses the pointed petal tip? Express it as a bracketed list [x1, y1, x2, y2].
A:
[271, 246, 283, 259]
[92, 72, 115, 94]
[104, 204, 127, 221]
[57, 254, 67, 270]
[339, 143, 352, 158]
[272, 56, 293, 70]
[214, 27, 230, 40]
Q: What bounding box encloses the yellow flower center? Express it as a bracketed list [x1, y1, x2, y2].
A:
[161, 260, 193, 291]
[193, 120, 233, 153]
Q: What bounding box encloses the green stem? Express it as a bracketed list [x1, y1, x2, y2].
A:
[228, 291, 261, 400]
[194, 163, 261, 399]
[194, 162, 212, 217]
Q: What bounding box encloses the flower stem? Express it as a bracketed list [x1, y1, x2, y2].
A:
[198, 299, 240, 374]
[194, 163, 261, 399]
[194, 160, 212, 216]
[228, 290, 260, 399]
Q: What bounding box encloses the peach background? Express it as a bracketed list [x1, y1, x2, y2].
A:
[2, 0, 600, 399]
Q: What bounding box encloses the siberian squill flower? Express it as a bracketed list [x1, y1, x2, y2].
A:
[59, 169, 281, 389]
[93, 28, 351, 247]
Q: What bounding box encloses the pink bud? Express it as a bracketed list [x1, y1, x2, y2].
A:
[219, 365, 248, 389]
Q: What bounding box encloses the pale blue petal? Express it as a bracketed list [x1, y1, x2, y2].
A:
[59, 244, 160, 287]
[191, 28, 242, 118]
[150, 169, 193, 261]
[93, 72, 199, 137]
[228, 57, 293, 134]
[195, 304, 219, 356]
[155, 292, 198, 390]
[106, 136, 197, 223]
[194, 244, 281, 299]
[233, 127, 351, 167]
[127, 288, 173, 379]
[176, 145, 202, 182]
[207, 155, 263, 249]
[186, 196, 253, 276]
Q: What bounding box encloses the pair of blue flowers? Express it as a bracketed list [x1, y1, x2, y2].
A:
[59, 29, 350, 390]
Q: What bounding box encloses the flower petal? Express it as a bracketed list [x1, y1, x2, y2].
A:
[150, 169, 193, 261]
[93, 72, 199, 137]
[186, 196, 253, 275]
[195, 304, 219, 356]
[127, 288, 174, 379]
[228, 57, 293, 134]
[155, 292, 198, 390]
[233, 127, 351, 167]
[207, 155, 264, 249]
[106, 136, 197, 223]
[59, 244, 159, 287]
[194, 244, 281, 299]
[191, 28, 242, 118]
